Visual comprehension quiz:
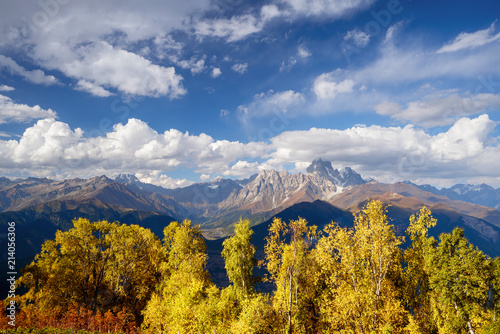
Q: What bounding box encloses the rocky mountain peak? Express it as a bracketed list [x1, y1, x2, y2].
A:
[306, 158, 365, 188]
[306, 158, 335, 177]
[114, 173, 140, 184]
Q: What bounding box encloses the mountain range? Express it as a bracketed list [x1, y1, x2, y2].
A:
[1, 158, 500, 263]
[408, 182, 500, 210]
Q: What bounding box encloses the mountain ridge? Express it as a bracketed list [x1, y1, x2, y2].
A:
[0, 159, 499, 241]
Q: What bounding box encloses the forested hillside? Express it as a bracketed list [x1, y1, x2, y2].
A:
[2, 200, 500, 333]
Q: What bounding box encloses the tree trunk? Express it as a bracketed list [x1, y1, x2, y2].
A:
[287, 268, 293, 334]
[466, 321, 475, 334]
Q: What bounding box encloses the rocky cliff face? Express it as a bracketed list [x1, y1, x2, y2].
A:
[306, 158, 366, 188]
[219, 169, 340, 213]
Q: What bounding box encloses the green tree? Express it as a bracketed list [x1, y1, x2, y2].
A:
[428, 228, 492, 334]
[222, 218, 257, 296]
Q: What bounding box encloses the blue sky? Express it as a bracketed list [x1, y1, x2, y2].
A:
[0, 0, 499, 188]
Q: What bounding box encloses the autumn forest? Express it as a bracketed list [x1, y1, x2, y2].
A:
[2, 200, 500, 334]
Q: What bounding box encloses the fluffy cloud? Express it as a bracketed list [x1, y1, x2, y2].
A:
[375, 93, 500, 127]
[0, 85, 14, 91]
[344, 28, 370, 47]
[279, 0, 376, 18]
[211, 67, 222, 78]
[194, 4, 282, 42]
[0, 1, 215, 97]
[1, 114, 499, 186]
[12, 118, 83, 166]
[0, 55, 59, 86]
[268, 114, 500, 184]
[136, 171, 194, 189]
[195, 14, 263, 42]
[36, 41, 186, 98]
[0, 94, 57, 124]
[175, 56, 206, 75]
[437, 21, 500, 53]
[313, 71, 356, 100]
[220, 160, 260, 177]
[75, 80, 113, 97]
[429, 115, 495, 161]
[231, 63, 248, 74]
[307, 26, 500, 114]
[0, 117, 268, 179]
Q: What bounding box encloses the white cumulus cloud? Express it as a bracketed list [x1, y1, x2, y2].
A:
[37, 41, 186, 98]
[1, 114, 500, 186]
[0, 117, 268, 179]
[0, 94, 57, 124]
[313, 71, 356, 100]
[211, 67, 222, 78]
[268, 114, 500, 185]
[136, 171, 194, 189]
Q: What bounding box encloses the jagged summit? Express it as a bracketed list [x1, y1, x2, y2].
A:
[306, 158, 366, 188]
[113, 173, 140, 184]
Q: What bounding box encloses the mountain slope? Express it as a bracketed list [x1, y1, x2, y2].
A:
[411, 182, 500, 210]
[330, 181, 500, 228]
[0, 198, 177, 260]
[0, 176, 181, 219]
[219, 169, 340, 214]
